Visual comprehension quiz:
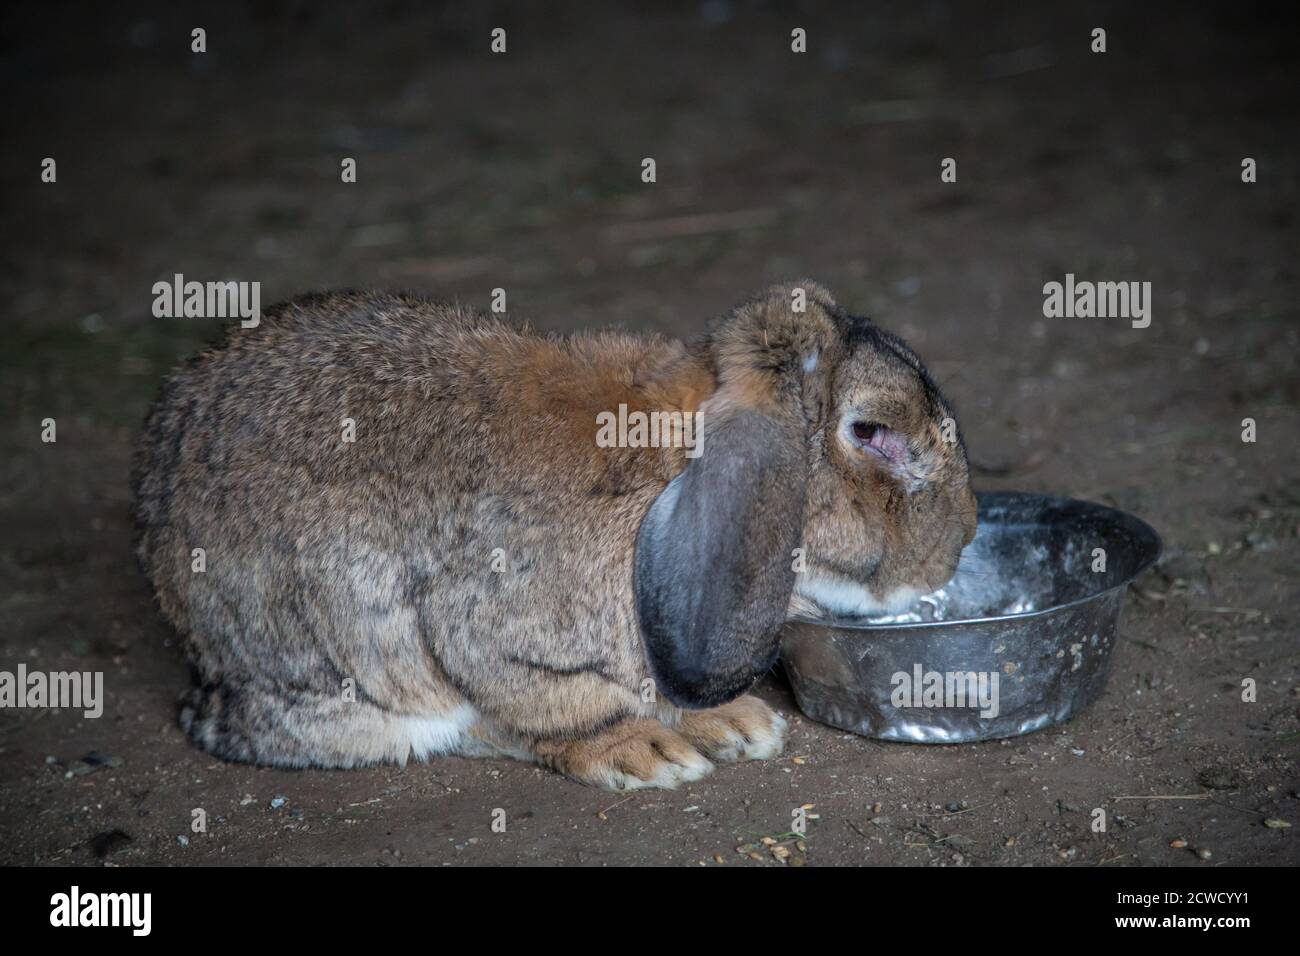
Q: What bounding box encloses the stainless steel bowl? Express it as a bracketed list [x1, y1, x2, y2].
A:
[780, 491, 1161, 743]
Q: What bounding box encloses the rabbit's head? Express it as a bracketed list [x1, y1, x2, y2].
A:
[635, 282, 976, 708]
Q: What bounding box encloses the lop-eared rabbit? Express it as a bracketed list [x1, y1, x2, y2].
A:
[133, 282, 976, 789]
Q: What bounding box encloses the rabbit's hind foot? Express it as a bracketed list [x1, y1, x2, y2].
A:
[532, 718, 715, 790]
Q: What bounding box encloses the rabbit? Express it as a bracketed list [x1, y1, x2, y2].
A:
[132, 281, 977, 789]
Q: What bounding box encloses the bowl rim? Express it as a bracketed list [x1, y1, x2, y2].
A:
[787, 491, 1163, 632]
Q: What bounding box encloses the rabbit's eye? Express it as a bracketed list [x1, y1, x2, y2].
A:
[849, 420, 910, 467]
[852, 421, 885, 448]
[844, 417, 927, 490]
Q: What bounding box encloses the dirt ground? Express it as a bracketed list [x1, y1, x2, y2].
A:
[1, 2, 1297, 867]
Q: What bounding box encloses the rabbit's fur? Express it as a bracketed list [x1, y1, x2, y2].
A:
[132, 282, 975, 788]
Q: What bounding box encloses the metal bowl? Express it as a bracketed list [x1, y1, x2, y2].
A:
[780, 491, 1161, 743]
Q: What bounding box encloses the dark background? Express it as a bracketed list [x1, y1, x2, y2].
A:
[1, 1, 1296, 866]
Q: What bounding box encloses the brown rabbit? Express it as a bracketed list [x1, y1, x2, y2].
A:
[132, 281, 976, 789]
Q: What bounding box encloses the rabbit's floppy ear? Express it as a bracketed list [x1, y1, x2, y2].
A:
[634, 283, 835, 708]
[634, 410, 805, 708]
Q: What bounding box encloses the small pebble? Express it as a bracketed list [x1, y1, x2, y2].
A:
[66, 752, 124, 778]
[1196, 848, 1212, 860]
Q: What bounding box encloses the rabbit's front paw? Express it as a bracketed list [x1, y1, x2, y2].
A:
[538, 719, 714, 790]
[676, 695, 788, 762]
